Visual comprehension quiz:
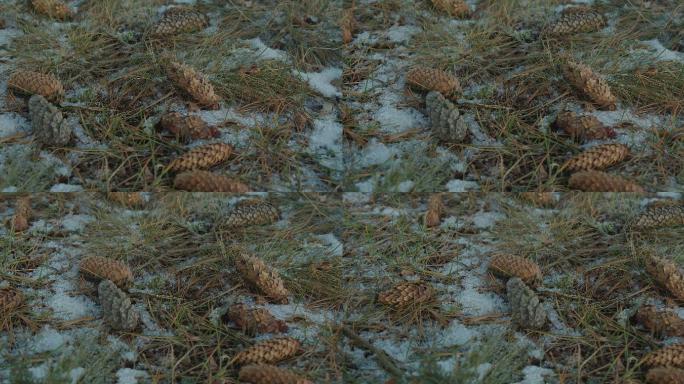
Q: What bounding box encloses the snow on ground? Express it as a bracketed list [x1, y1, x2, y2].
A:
[0, 113, 30, 138]
[116, 368, 149, 384]
[309, 116, 344, 171]
[293, 67, 343, 98]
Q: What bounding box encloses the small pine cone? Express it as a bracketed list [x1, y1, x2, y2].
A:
[151, 8, 208, 36]
[555, 111, 615, 142]
[173, 171, 250, 192]
[407, 66, 461, 96]
[80, 256, 133, 289]
[0, 287, 24, 313]
[226, 304, 288, 335]
[107, 192, 145, 209]
[166, 61, 221, 109]
[28, 94, 72, 146]
[160, 112, 219, 141]
[98, 280, 139, 331]
[234, 250, 290, 304]
[225, 199, 280, 227]
[563, 60, 617, 110]
[11, 197, 31, 232]
[544, 10, 606, 36]
[506, 277, 547, 330]
[340, 8, 355, 44]
[646, 367, 684, 384]
[635, 306, 684, 337]
[31, 0, 72, 20]
[641, 344, 684, 369]
[568, 171, 645, 193]
[489, 254, 542, 286]
[431, 0, 470, 18]
[8, 71, 64, 102]
[519, 192, 556, 208]
[231, 337, 300, 366]
[425, 91, 468, 143]
[167, 143, 233, 172]
[239, 364, 313, 384]
[644, 255, 684, 301]
[632, 205, 684, 229]
[378, 281, 435, 307]
[424, 194, 444, 228]
[562, 144, 630, 172]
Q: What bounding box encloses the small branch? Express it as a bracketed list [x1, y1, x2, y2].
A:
[338, 324, 404, 380]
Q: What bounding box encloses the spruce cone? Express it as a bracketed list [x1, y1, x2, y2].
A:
[489, 254, 542, 286]
[406, 66, 461, 96]
[340, 7, 355, 44]
[231, 337, 300, 366]
[98, 279, 139, 331]
[641, 344, 684, 369]
[645, 255, 684, 301]
[225, 199, 279, 227]
[562, 144, 630, 172]
[11, 197, 31, 232]
[424, 194, 444, 228]
[28, 94, 72, 146]
[632, 205, 684, 229]
[646, 367, 684, 384]
[80, 256, 133, 289]
[107, 192, 145, 209]
[226, 304, 288, 335]
[562, 60, 617, 110]
[151, 8, 208, 36]
[167, 143, 233, 172]
[239, 364, 312, 384]
[378, 281, 435, 307]
[8, 70, 64, 102]
[635, 306, 684, 337]
[160, 112, 219, 141]
[0, 287, 24, 313]
[425, 91, 468, 143]
[431, 0, 470, 18]
[519, 192, 556, 208]
[568, 171, 645, 192]
[544, 10, 606, 36]
[506, 277, 547, 330]
[31, 0, 71, 20]
[234, 250, 290, 304]
[173, 171, 250, 192]
[555, 111, 615, 141]
[166, 61, 221, 109]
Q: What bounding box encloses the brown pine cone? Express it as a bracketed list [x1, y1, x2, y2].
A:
[106, 192, 146, 209]
[555, 111, 615, 141]
[80, 256, 133, 289]
[234, 249, 290, 304]
[98, 280, 138, 331]
[166, 61, 221, 109]
[160, 112, 219, 141]
[431, 0, 470, 18]
[28, 94, 72, 146]
[543, 10, 606, 36]
[646, 367, 684, 384]
[568, 171, 645, 192]
[645, 255, 684, 301]
[31, 0, 72, 20]
[635, 306, 684, 337]
[231, 337, 300, 366]
[424, 194, 444, 228]
[340, 7, 356, 44]
[8, 70, 64, 102]
[562, 60, 617, 110]
[378, 281, 435, 307]
[173, 171, 250, 192]
[225, 199, 280, 227]
[10, 197, 31, 232]
[226, 304, 288, 335]
[507, 277, 547, 330]
[406, 66, 461, 96]
[641, 344, 684, 369]
[632, 205, 684, 229]
[562, 144, 630, 172]
[151, 8, 208, 36]
[489, 254, 542, 286]
[167, 143, 233, 172]
[0, 287, 24, 314]
[519, 192, 556, 208]
[239, 364, 312, 384]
